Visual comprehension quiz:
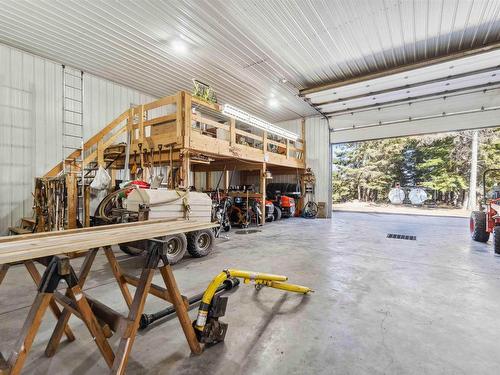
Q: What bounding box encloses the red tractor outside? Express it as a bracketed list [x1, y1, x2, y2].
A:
[470, 169, 500, 254]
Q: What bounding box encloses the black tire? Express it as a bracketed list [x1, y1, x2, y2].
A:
[119, 244, 144, 256]
[470, 211, 490, 242]
[494, 226, 500, 255]
[273, 206, 282, 221]
[186, 229, 215, 258]
[164, 234, 188, 265]
[223, 223, 231, 232]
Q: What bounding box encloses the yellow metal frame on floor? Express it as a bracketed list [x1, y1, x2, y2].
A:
[194, 268, 313, 332]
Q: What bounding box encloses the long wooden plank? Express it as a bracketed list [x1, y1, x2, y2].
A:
[143, 113, 176, 127]
[192, 114, 229, 131]
[267, 138, 287, 148]
[0, 221, 217, 264]
[0, 222, 216, 264]
[0, 218, 184, 243]
[143, 95, 176, 111]
[235, 128, 263, 142]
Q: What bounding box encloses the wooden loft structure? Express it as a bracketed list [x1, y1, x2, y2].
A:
[46, 91, 305, 179]
[43, 91, 306, 224]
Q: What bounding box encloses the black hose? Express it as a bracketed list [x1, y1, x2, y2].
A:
[139, 277, 240, 329]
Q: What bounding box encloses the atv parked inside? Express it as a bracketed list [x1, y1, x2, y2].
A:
[266, 183, 301, 220]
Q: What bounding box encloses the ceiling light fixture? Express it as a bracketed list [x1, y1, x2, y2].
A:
[268, 98, 280, 108]
[222, 104, 299, 141]
[171, 38, 188, 54]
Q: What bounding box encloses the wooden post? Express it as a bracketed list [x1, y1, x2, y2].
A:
[229, 118, 236, 146]
[110, 169, 116, 192]
[286, 139, 290, 159]
[260, 163, 266, 226]
[139, 104, 145, 142]
[169, 145, 174, 189]
[84, 185, 90, 227]
[225, 170, 230, 190]
[206, 171, 211, 191]
[301, 117, 306, 162]
[97, 141, 104, 167]
[128, 107, 134, 136]
[65, 174, 77, 229]
[262, 130, 268, 154]
[176, 91, 184, 142]
[184, 92, 191, 148]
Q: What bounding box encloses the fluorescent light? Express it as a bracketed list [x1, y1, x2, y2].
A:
[222, 104, 299, 141]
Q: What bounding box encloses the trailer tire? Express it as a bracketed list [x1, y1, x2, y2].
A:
[470, 211, 490, 242]
[187, 229, 215, 258]
[164, 233, 188, 265]
[494, 226, 500, 255]
[273, 206, 282, 221]
[119, 244, 144, 256]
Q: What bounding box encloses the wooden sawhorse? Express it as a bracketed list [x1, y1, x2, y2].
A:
[0, 239, 202, 375]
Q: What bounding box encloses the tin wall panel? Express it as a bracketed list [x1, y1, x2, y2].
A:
[0, 44, 158, 234]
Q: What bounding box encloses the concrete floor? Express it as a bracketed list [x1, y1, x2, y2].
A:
[2, 212, 500, 374]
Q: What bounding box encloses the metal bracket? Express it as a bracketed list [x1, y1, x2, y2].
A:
[38, 256, 78, 293]
[144, 238, 170, 269]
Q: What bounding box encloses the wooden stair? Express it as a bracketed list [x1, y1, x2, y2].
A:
[8, 217, 35, 236]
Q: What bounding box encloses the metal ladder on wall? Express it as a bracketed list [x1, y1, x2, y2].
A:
[62, 65, 85, 224]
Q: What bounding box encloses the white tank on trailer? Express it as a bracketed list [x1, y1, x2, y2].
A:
[126, 189, 212, 222]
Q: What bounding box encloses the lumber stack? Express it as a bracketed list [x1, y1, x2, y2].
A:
[0, 219, 217, 264]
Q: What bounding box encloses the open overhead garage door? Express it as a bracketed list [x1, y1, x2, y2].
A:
[303, 49, 500, 144]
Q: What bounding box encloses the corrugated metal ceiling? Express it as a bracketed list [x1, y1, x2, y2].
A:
[0, 0, 499, 122]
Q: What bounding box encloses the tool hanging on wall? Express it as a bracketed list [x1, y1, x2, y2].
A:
[150, 145, 164, 189]
[33, 176, 68, 232]
[157, 144, 164, 182]
[169, 145, 174, 189]
[131, 150, 138, 177]
[138, 142, 144, 179]
[301, 168, 318, 219]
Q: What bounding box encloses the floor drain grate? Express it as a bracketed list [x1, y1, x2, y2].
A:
[235, 229, 262, 235]
[387, 233, 416, 240]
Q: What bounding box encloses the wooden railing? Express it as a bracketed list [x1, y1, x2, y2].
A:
[45, 91, 305, 177]
[45, 93, 181, 177]
[190, 103, 305, 167]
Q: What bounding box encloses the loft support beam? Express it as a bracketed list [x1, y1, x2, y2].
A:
[260, 162, 266, 226]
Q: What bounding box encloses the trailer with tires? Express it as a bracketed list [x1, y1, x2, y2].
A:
[470, 169, 500, 254]
[95, 187, 216, 264]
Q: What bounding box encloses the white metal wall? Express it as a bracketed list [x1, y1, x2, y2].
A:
[0, 44, 63, 234]
[277, 117, 332, 218]
[84, 74, 156, 140]
[0, 43, 157, 234]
